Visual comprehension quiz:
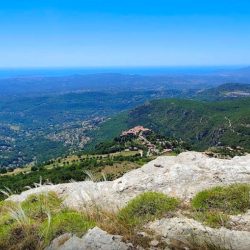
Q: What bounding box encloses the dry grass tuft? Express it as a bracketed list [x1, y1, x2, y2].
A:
[84, 205, 153, 248]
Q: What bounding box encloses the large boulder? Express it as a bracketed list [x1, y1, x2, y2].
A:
[8, 152, 250, 210]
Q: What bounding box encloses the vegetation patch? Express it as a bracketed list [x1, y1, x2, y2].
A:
[0, 153, 150, 201]
[93, 98, 250, 152]
[42, 211, 95, 244]
[194, 211, 230, 228]
[4, 224, 41, 250]
[22, 192, 63, 220]
[192, 184, 250, 215]
[0, 216, 13, 246]
[0, 193, 95, 249]
[118, 191, 179, 227]
[206, 146, 246, 159]
[0, 200, 18, 244]
[85, 205, 165, 249]
[0, 200, 40, 250]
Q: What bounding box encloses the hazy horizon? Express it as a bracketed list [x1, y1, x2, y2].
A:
[0, 65, 246, 78]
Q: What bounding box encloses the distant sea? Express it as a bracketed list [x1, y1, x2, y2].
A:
[0, 66, 242, 78]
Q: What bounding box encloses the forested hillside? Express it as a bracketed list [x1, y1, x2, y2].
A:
[196, 83, 250, 101]
[0, 91, 169, 168]
[1, 82, 249, 169]
[89, 98, 250, 151]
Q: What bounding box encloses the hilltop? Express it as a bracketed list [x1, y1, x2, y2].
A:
[92, 125, 188, 156]
[8, 152, 250, 206]
[89, 97, 250, 152]
[2, 152, 250, 249]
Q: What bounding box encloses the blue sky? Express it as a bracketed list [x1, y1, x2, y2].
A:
[1, 0, 250, 67]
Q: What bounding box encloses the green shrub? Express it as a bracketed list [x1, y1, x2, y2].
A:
[118, 192, 179, 227]
[194, 211, 229, 228]
[0, 194, 95, 249]
[22, 192, 62, 220]
[192, 184, 250, 215]
[0, 201, 18, 242]
[42, 211, 95, 244]
[0, 200, 39, 249]
[3, 224, 40, 250]
[0, 215, 13, 244]
[0, 200, 17, 213]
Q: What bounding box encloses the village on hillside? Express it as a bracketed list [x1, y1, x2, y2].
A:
[120, 126, 183, 156]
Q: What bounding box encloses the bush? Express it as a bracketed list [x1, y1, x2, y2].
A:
[192, 184, 250, 215]
[42, 211, 95, 244]
[118, 192, 179, 226]
[22, 192, 62, 220]
[0, 193, 95, 249]
[0, 168, 7, 174]
[0, 213, 13, 244]
[3, 224, 40, 250]
[0, 201, 18, 238]
[31, 166, 38, 171]
[0, 200, 39, 250]
[194, 211, 229, 228]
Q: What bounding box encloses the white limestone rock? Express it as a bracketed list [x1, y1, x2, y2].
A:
[45, 233, 72, 250]
[148, 217, 250, 250]
[230, 210, 250, 231]
[46, 227, 132, 250]
[6, 152, 250, 250]
[8, 152, 250, 211]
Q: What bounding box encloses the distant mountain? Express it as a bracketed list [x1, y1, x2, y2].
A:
[89, 98, 250, 152]
[234, 66, 250, 74]
[1, 70, 250, 99]
[217, 66, 250, 76]
[0, 74, 200, 98]
[196, 83, 250, 101]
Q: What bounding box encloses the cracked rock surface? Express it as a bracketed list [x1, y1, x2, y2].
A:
[148, 217, 250, 250]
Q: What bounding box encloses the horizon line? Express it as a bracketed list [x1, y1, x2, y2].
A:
[0, 64, 248, 70]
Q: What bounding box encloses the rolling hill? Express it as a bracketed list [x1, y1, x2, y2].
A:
[196, 83, 250, 101]
[1, 82, 249, 169]
[88, 98, 250, 152]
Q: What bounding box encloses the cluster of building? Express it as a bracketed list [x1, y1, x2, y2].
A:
[121, 126, 173, 156]
[121, 126, 151, 136]
[47, 117, 105, 149]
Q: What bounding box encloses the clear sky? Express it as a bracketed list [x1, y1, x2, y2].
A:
[1, 0, 250, 67]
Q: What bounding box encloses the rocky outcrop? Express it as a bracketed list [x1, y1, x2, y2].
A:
[6, 152, 250, 250]
[8, 152, 250, 210]
[46, 227, 132, 250]
[148, 217, 250, 250]
[46, 218, 250, 250]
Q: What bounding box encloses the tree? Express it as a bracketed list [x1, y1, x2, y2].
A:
[0, 168, 7, 174]
[31, 166, 38, 171]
